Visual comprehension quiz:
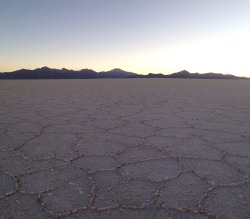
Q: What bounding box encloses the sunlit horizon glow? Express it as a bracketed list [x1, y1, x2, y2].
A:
[1, 0, 250, 77]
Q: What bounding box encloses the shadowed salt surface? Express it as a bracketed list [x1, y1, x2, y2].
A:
[0, 79, 250, 218]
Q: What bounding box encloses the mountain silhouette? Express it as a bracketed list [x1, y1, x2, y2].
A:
[99, 68, 137, 78]
[0, 67, 247, 79]
[130, 70, 246, 79]
[167, 70, 242, 79]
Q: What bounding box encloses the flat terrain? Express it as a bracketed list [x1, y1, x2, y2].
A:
[0, 79, 250, 219]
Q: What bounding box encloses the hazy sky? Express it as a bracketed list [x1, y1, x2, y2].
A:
[1, 0, 250, 76]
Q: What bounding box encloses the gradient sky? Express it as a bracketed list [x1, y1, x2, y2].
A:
[1, 0, 250, 76]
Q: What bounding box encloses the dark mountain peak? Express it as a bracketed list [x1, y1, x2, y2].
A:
[79, 68, 97, 73]
[109, 68, 125, 72]
[99, 68, 137, 78]
[34, 66, 53, 72]
[172, 70, 190, 75]
[39, 66, 51, 70]
[179, 70, 190, 74]
[80, 68, 94, 71]
[14, 68, 28, 72]
[41, 66, 50, 69]
[168, 70, 192, 78]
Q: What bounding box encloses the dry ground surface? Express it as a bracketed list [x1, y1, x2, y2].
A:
[0, 79, 250, 219]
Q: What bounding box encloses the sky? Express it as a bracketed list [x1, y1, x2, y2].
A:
[0, 0, 250, 77]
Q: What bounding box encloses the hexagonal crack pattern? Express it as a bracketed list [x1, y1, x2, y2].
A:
[0, 79, 250, 218]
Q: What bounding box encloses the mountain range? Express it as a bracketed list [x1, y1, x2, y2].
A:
[0, 67, 247, 80]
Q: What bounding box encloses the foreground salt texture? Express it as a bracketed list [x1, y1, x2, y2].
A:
[0, 79, 249, 218]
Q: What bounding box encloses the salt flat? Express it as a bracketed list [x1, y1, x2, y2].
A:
[0, 79, 250, 218]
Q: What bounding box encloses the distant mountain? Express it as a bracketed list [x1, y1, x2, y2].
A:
[168, 70, 243, 79]
[168, 70, 194, 78]
[130, 70, 247, 79]
[0, 67, 136, 79]
[0, 67, 247, 79]
[0, 67, 99, 79]
[99, 68, 137, 78]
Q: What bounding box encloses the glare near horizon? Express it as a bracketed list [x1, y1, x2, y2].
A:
[0, 0, 250, 77]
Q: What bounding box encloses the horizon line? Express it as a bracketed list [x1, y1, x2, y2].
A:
[1, 66, 245, 77]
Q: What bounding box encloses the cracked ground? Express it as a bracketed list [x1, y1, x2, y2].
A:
[0, 79, 250, 219]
